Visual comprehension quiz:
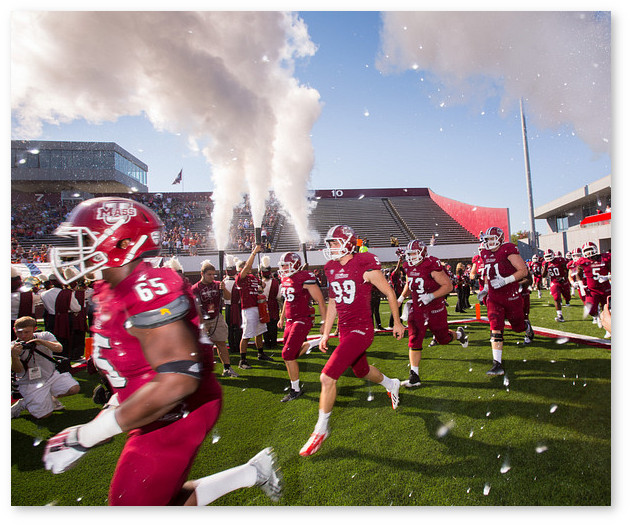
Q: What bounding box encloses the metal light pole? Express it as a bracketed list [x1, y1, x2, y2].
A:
[520, 98, 538, 249]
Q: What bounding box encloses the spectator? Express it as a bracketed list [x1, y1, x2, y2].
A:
[191, 261, 238, 378]
[234, 244, 273, 368]
[40, 275, 81, 359]
[259, 256, 282, 350]
[11, 316, 80, 419]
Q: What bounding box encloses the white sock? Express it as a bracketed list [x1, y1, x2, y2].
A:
[410, 366, 419, 375]
[291, 379, 300, 391]
[314, 409, 331, 434]
[556, 310, 562, 317]
[379, 375, 395, 391]
[492, 349, 502, 363]
[192, 463, 258, 506]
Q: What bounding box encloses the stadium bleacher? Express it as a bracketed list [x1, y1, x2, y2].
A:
[12, 188, 494, 264]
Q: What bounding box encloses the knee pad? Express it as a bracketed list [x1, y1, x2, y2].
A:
[490, 331, 504, 343]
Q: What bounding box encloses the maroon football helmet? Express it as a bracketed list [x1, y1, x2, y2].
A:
[571, 247, 582, 262]
[405, 240, 428, 266]
[581, 241, 598, 258]
[480, 227, 504, 250]
[278, 252, 302, 278]
[49, 197, 164, 284]
[323, 225, 357, 261]
[543, 249, 555, 262]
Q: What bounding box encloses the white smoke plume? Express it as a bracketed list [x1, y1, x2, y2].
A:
[377, 12, 610, 155]
[11, 11, 321, 249]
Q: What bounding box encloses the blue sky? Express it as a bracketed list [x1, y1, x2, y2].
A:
[10, 8, 613, 239]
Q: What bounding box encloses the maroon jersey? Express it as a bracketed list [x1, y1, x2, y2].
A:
[190, 280, 223, 320]
[91, 262, 214, 404]
[480, 242, 521, 298]
[403, 256, 445, 310]
[472, 254, 486, 285]
[577, 253, 611, 295]
[325, 252, 381, 330]
[530, 261, 543, 277]
[390, 270, 405, 296]
[281, 270, 317, 320]
[543, 258, 569, 283]
[235, 272, 262, 309]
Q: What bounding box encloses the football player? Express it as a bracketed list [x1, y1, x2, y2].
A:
[43, 197, 281, 505]
[277, 252, 327, 402]
[478, 227, 530, 376]
[567, 248, 588, 306]
[299, 225, 405, 457]
[576, 242, 611, 329]
[541, 249, 571, 321]
[191, 260, 238, 377]
[470, 244, 487, 301]
[529, 254, 544, 298]
[397, 240, 469, 388]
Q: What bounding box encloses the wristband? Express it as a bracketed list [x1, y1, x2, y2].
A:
[397, 295, 405, 305]
[505, 275, 516, 285]
[77, 408, 123, 448]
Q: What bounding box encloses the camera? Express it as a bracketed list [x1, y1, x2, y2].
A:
[16, 340, 37, 351]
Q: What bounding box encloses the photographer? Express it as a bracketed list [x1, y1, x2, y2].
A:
[10, 316, 79, 419]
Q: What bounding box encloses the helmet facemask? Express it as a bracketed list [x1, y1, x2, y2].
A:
[323, 237, 352, 261]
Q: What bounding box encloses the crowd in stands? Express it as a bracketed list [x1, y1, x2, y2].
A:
[11, 191, 285, 262]
[228, 197, 280, 252]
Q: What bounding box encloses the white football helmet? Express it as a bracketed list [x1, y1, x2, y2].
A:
[405, 240, 428, 266]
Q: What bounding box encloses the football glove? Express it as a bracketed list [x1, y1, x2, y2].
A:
[477, 289, 488, 302]
[43, 426, 90, 474]
[597, 274, 610, 283]
[418, 293, 434, 305]
[490, 274, 516, 289]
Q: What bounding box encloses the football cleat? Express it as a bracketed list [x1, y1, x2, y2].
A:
[238, 360, 252, 370]
[401, 370, 421, 388]
[247, 447, 283, 502]
[257, 352, 274, 362]
[387, 378, 401, 410]
[428, 337, 438, 347]
[280, 388, 304, 402]
[456, 327, 469, 348]
[525, 320, 534, 340]
[524, 336, 532, 344]
[555, 315, 565, 323]
[299, 430, 330, 457]
[486, 360, 505, 376]
[221, 367, 239, 377]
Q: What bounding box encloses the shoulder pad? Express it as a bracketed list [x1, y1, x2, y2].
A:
[125, 294, 191, 329]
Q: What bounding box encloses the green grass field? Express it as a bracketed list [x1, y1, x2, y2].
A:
[11, 289, 611, 506]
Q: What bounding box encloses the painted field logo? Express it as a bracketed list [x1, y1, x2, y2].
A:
[96, 201, 137, 225]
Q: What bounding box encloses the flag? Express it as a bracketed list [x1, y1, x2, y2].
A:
[172, 169, 182, 185]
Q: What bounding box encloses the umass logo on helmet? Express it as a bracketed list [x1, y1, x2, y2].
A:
[95, 201, 138, 225]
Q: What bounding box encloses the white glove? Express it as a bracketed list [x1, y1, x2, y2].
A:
[490, 274, 516, 289]
[418, 293, 435, 305]
[477, 289, 488, 302]
[43, 426, 90, 474]
[597, 274, 610, 283]
[43, 409, 122, 474]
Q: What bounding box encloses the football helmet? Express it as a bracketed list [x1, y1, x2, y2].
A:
[405, 240, 428, 266]
[571, 247, 582, 261]
[278, 252, 302, 278]
[323, 225, 357, 261]
[480, 227, 504, 250]
[531, 254, 539, 263]
[581, 241, 598, 258]
[50, 197, 164, 284]
[543, 249, 555, 262]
